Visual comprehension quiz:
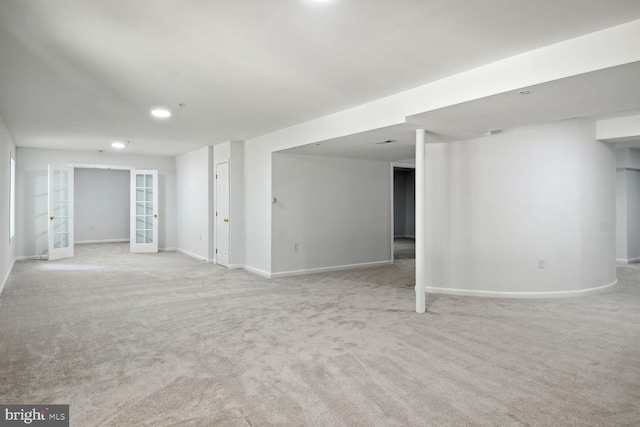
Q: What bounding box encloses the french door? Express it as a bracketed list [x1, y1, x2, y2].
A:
[130, 170, 159, 253]
[48, 165, 74, 260]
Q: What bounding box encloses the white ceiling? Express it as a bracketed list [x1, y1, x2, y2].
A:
[285, 62, 640, 161]
[1, 1, 640, 156]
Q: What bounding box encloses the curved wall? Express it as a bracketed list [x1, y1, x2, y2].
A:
[423, 119, 616, 297]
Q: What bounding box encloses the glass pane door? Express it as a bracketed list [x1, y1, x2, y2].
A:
[48, 165, 74, 260]
[130, 170, 159, 253]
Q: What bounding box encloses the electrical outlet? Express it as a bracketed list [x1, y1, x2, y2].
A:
[293, 243, 299, 252]
[538, 258, 545, 269]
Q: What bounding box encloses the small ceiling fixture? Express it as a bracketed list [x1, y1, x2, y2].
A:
[375, 139, 396, 145]
[112, 141, 126, 149]
[519, 90, 530, 95]
[151, 108, 171, 118]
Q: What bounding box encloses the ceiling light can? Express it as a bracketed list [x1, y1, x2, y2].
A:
[151, 109, 171, 118]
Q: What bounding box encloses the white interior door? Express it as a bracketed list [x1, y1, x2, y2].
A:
[130, 170, 159, 253]
[48, 165, 74, 260]
[215, 162, 229, 267]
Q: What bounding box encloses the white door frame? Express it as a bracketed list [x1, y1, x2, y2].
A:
[390, 162, 416, 261]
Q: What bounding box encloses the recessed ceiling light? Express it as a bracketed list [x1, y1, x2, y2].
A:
[151, 109, 171, 118]
[375, 140, 396, 145]
[112, 141, 126, 149]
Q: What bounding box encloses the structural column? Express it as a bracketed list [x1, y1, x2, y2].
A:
[415, 129, 426, 313]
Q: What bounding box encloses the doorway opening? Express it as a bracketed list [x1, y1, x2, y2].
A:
[48, 164, 160, 261]
[75, 168, 130, 245]
[392, 165, 415, 260]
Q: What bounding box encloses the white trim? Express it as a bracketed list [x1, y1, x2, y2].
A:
[68, 163, 134, 170]
[176, 248, 209, 262]
[75, 239, 130, 245]
[271, 260, 393, 278]
[0, 258, 16, 297]
[228, 264, 244, 270]
[424, 279, 618, 299]
[16, 255, 48, 261]
[616, 257, 640, 263]
[159, 247, 177, 252]
[242, 265, 272, 278]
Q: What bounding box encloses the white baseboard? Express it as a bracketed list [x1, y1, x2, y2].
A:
[15, 255, 47, 261]
[228, 264, 244, 270]
[271, 260, 393, 278]
[176, 248, 210, 262]
[0, 257, 16, 297]
[424, 278, 618, 299]
[75, 239, 129, 245]
[617, 257, 640, 263]
[242, 265, 272, 278]
[159, 247, 177, 252]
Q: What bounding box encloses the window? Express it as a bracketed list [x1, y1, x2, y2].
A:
[9, 152, 15, 240]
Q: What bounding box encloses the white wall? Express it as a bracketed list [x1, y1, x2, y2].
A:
[74, 168, 130, 243]
[243, 20, 640, 275]
[176, 146, 212, 261]
[272, 153, 391, 275]
[422, 120, 616, 296]
[0, 114, 16, 293]
[16, 148, 176, 258]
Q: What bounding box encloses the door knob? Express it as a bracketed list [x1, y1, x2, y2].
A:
[154, 214, 158, 218]
[50, 216, 55, 220]
[224, 218, 229, 222]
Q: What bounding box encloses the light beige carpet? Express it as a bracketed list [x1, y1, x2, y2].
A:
[1, 243, 639, 426]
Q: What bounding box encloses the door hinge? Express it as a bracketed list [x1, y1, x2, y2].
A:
[215, 211, 218, 217]
[215, 249, 218, 254]
[215, 174, 218, 179]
